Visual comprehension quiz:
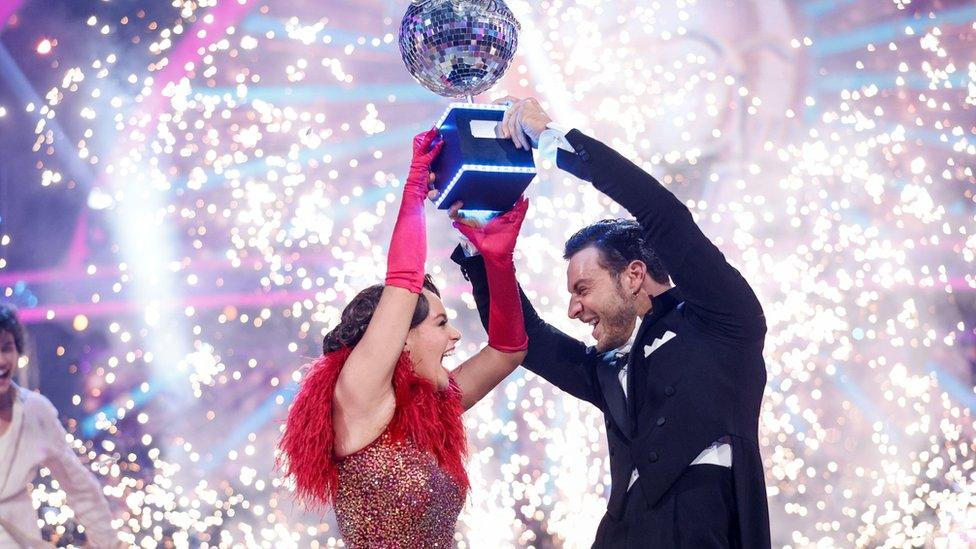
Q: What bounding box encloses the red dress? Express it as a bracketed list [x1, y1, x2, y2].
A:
[279, 348, 469, 548]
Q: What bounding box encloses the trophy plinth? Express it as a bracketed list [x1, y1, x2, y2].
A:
[430, 103, 536, 212]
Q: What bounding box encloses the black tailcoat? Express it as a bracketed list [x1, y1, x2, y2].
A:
[452, 130, 771, 548]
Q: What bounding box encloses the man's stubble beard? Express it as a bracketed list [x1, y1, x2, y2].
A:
[595, 280, 639, 352]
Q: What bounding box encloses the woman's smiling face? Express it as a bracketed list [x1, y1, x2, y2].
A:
[404, 290, 461, 390]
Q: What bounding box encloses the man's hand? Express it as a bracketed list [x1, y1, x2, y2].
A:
[494, 96, 553, 150]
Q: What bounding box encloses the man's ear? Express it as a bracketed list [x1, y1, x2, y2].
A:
[625, 260, 647, 294]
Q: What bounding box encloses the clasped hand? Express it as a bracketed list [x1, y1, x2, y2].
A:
[450, 197, 528, 260]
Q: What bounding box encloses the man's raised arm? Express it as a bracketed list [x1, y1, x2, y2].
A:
[451, 246, 603, 406]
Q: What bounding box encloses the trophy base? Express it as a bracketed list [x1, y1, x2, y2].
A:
[430, 103, 537, 213]
[433, 164, 536, 212]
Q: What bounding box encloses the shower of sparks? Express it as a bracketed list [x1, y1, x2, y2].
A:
[0, 0, 974, 547]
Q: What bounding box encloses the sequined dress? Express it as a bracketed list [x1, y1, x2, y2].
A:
[279, 348, 469, 547]
[334, 430, 464, 548]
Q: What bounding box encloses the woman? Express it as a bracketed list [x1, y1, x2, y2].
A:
[0, 304, 118, 548]
[278, 129, 530, 546]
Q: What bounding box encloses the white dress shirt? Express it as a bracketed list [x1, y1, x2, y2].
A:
[537, 122, 576, 163]
[0, 384, 116, 548]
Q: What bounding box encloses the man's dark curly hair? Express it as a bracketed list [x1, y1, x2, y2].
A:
[322, 275, 441, 355]
[0, 304, 25, 355]
[564, 219, 670, 284]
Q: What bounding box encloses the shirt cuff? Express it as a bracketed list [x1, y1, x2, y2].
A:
[537, 122, 577, 166]
[458, 236, 479, 257]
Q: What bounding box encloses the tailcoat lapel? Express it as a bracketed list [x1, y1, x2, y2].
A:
[626, 288, 684, 418]
[596, 351, 631, 439]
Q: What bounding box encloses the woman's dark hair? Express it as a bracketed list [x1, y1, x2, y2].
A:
[322, 275, 441, 355]
[0, 304, 25, 355]
[564, 219, 670, 284]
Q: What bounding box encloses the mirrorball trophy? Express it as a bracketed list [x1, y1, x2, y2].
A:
[399, 0, 535, 213]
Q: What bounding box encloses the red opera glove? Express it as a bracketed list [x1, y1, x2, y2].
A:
[456, 198, 529, 352]
[385, 128, 444, 293]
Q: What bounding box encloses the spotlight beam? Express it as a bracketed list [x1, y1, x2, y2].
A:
[810, 4, 976, 57]
[801, 0, 858, 20]
[194, 83, 436, 105]
[0, 42, 97, 190]
[11, 287, 325, 324]
[174, 123, 424, 190]
[812, 71, 972, 92]
[241, 14, 395, 50]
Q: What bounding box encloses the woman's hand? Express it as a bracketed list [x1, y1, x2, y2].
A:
[405, 127, 443, 200]
[450, 197, 529, 261]
[385, 128, 443, 294]
[449, 197, 531, 408]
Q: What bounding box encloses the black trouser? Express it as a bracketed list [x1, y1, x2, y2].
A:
[592, 465, 740, 548]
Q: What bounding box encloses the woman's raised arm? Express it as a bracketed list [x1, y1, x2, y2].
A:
[335, 129, 443, 419]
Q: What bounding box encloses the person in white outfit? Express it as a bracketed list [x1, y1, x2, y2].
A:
[0, 305, 118, 548]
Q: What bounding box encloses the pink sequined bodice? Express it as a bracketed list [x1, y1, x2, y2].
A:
[334, 430, 464, 548]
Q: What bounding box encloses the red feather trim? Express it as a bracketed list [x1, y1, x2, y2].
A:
[277, 348, 469, 509]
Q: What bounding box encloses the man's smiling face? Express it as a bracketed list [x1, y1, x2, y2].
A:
[565, 246, 639, 352]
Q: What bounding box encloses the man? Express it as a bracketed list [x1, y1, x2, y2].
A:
[0, 304, 119, 548]
[450, 97, 770, 547]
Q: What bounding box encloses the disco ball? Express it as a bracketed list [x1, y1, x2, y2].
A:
[399, 0, 521, 98]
